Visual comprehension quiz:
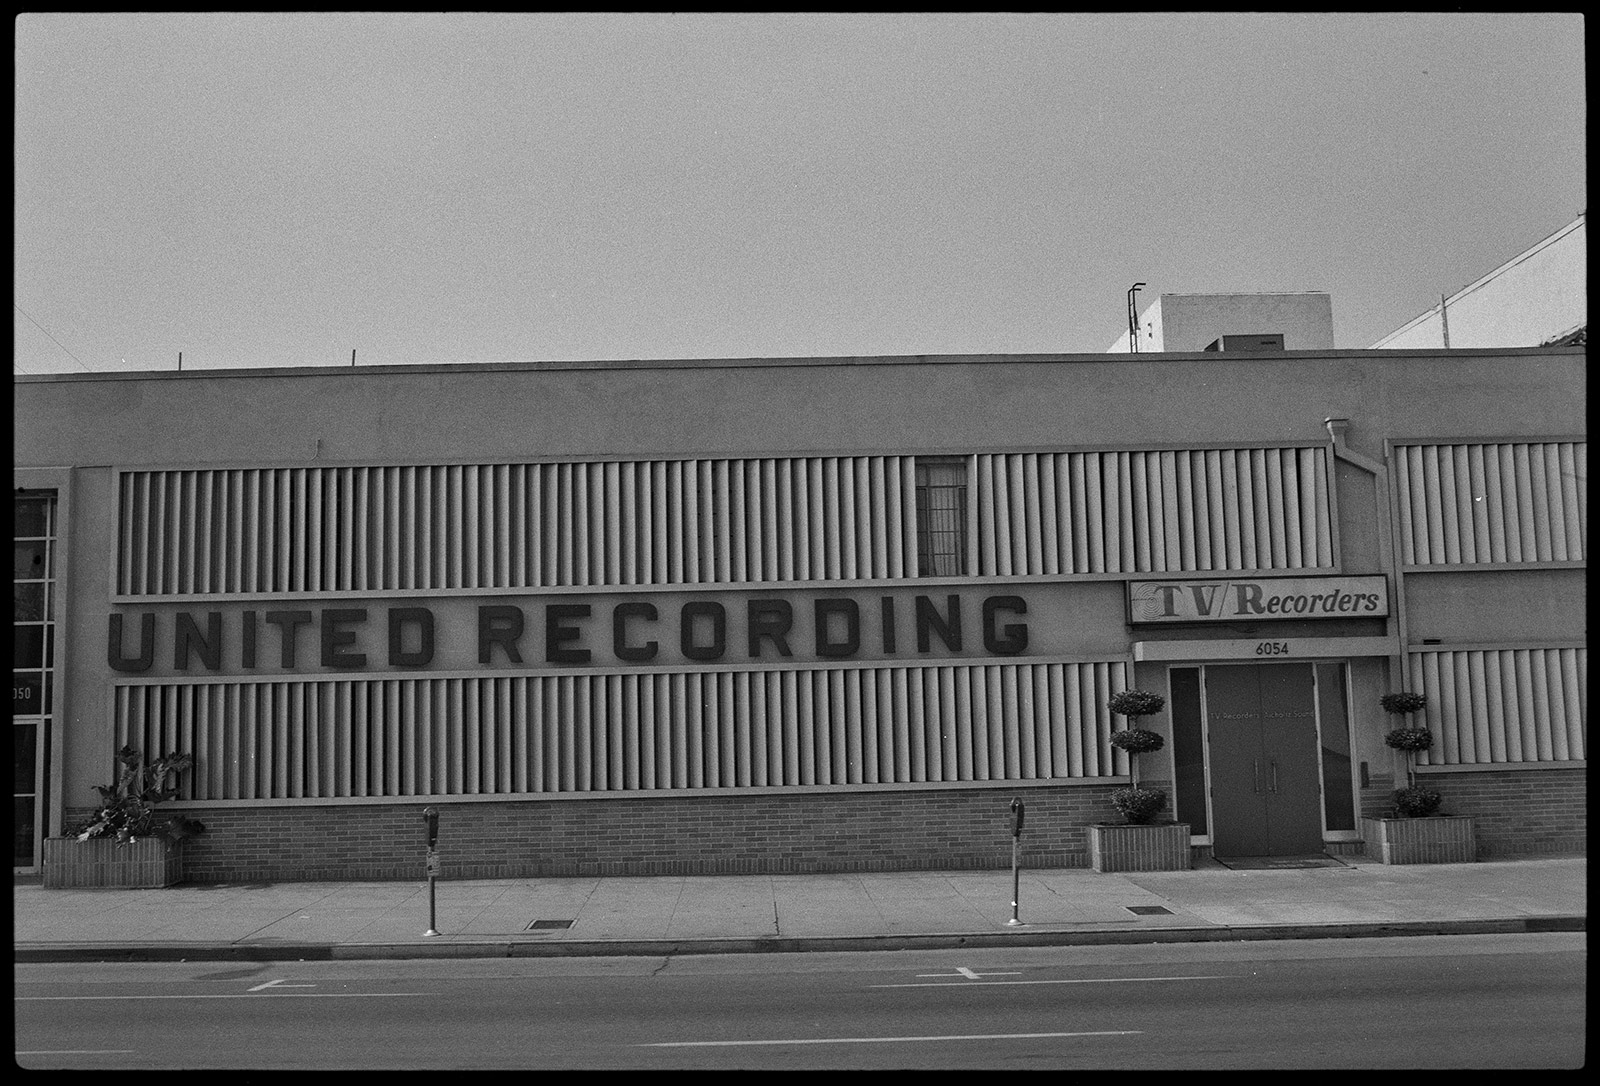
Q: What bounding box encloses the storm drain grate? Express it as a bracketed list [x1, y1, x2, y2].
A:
[526, 919, 575, 930]
[1124, 905, 1173, 915]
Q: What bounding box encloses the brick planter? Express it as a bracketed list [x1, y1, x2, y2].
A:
[1361, 815, 1477, 865]
[1088, 822, 1192, 872]
[43, 837, 184, 888]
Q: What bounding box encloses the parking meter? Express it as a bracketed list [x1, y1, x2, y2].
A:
[422, 807, 441, 936]
[1010, 797, 1025, 837]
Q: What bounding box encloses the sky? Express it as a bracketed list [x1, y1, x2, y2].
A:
[13, 12, 1588, 376]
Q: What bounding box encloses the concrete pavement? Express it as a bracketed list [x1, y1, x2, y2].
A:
[13, 854, 1584, 963]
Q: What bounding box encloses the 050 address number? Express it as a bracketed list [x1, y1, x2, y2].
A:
[1254, 641, 1292, 656]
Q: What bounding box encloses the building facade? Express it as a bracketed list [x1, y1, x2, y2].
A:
[13, 347, 1586, 879]
[1370, 213, 1586, 349]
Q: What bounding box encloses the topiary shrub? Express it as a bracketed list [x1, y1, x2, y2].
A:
[1107, 689, 1166, 720]
[1393, 785, 1443, 818]
[1111, 786, 1170, 825]
[1380, 691, 1428, 715]
[1384, 727, 1435, 752]
[1107, 689, 1167, 789]
[1109, 728, 1166, 755]
[1381, 692, 1436, 794]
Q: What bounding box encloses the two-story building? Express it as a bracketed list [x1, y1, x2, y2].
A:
[13, 344, 1585, 879]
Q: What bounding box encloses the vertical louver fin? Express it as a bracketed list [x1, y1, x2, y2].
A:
[1407, 647, 1587, 764]
[975, 446, 1334, 575]
[116, 457, 923, 593]
[113, 661, 1129, 799]
[1395, 442, 1586, 566]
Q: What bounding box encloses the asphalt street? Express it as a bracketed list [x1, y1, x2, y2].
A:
[16, 933, 1587, 1069]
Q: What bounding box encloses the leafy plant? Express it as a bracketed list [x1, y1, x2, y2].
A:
[1111, 787, 1169, 825]
[1393, 785, 1443, 818]
[75, 745, 205, 843]
[1380, 691, 1428, 715]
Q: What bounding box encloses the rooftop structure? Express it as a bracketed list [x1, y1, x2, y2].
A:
[1105, 292, 1335, 354]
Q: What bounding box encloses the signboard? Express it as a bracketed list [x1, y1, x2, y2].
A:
[105, 587, 1040, 678]
[1127, 576, 1388, 624]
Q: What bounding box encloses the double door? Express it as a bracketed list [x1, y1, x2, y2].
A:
[1206, 663, 1324, 857]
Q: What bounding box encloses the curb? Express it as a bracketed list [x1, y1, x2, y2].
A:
[14, 915, 1584, 963]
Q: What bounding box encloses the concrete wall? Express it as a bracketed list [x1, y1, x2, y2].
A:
[13, 349, 1582, 470]
[1402, 568, 1586, 644]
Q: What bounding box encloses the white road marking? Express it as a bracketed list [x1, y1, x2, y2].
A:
[18, 1050, 136, 1056]
[247, 978, 317, 992]
[916, 967, 1023, 979]
[872, 974, 1243, 988]
[640, 1030, 1142, 1048]
[17, 993, 427, 1000]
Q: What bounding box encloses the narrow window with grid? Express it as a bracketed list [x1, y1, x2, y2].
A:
[15, 491, 56, 870]
[915, 457, 968, 576]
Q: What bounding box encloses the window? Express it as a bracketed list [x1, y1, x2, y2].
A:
[1316, 663, 1357, 831]
[1168, 667, 1208, 836]
[15, 492, 55, 869]
[915, 457, 967, 576]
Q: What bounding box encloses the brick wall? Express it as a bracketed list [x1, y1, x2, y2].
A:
[136, 785, 1126, 882]
[62, 766, 1579, 882]
[1414, 767, 1586, 857]
[1358, 766, 1584, 856]
[1358, 771, 1400, 821]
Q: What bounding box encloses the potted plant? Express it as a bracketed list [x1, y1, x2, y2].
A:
[1089, 689, 1190, 872]
[1362, 692, 1475, 864]
[43, 745, 206, 888]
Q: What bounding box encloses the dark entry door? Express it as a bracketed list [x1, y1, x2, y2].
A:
[1206, 663, 1324, 857]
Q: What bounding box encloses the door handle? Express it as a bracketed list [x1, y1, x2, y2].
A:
[1270, 761, 1279, 794]
[1253, 760, 1261, 793]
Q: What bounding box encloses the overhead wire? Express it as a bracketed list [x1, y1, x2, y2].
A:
[13, 302, 93, 371]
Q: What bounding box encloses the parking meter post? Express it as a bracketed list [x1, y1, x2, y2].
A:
[426, 861, 438, 937]
[423, 807, 441, 937]
[1008, 798, 1025, 926]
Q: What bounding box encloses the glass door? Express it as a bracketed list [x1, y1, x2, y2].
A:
[1168, 661, 1359, 856]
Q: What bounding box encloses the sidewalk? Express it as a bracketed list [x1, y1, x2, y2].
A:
[14, 854, 1585, 963]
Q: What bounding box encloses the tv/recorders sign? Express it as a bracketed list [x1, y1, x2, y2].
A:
[1127, 576, 1388, 623]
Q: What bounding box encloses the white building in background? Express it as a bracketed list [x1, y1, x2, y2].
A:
[1105, 292, 1335, 354]
[1370, 213, 1587, 349]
